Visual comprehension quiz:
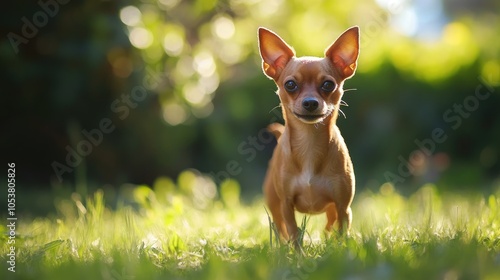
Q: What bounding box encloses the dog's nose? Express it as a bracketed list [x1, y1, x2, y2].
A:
[302, 98, 319, 112]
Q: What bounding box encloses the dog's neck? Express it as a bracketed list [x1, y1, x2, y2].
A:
[283, 105, 341, 170]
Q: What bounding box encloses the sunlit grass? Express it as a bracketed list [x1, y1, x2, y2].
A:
[2, 170, 500, 279]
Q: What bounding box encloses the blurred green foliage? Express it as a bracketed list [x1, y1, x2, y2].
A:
[1, 0, 499, 195]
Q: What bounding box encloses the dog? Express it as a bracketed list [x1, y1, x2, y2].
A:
[258, 26, 359, 246]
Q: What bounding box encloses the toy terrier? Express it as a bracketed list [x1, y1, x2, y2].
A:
[258, 26, 359, 245]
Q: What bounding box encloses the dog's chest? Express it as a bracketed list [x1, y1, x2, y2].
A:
[288, 163, 336, 213]
[293, 163, 314, 188]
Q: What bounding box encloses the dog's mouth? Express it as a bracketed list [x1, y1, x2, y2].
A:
[293, 112, 330, 124]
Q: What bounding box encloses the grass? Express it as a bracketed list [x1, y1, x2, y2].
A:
[2, 170, 500, 280]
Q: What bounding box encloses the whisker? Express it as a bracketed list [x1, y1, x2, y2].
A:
[338, 108, 347, 119]
[314, 118, 323, 128]
[343, 88, 357, 93]
[269, 104, 282, 114]
[340, 100, 349, 107]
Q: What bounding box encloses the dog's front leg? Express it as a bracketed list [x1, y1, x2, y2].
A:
[281, 200, 299, 246]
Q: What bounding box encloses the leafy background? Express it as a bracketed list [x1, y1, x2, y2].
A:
[1, 0, 499, 210]
[1, 1, 500, 279]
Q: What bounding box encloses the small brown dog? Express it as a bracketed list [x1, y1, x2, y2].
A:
[258, 26, 359, 245]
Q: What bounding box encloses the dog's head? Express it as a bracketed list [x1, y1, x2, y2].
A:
[258, 27, 359, 124]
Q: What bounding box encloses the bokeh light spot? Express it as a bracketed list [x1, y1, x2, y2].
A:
[163, 32, 184, 56]
[212, 16, 235, 40]
[183, 82, 206, 106]
[159, 0, 180, 9]
[443, 22, 469, 46]
[199, 74, 220, 95]
[120, 6, 142, 26]
[193, 51, 216, 77]
[163, 103, 188, 125]
[481, 60, 500, 86]
[129, 27, 154, 49]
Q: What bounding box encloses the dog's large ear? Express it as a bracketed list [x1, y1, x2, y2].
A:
[325, 26, 360, 80]
[258, 28, 295, 80]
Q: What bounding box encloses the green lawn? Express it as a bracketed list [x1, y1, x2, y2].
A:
[2, 171, 500, 280]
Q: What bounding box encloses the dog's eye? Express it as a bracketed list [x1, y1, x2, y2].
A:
[321, 81, 336, 92]
[284, 80, 298, 92]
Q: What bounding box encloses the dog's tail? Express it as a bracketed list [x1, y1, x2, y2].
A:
[267, 123, 284, 140]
